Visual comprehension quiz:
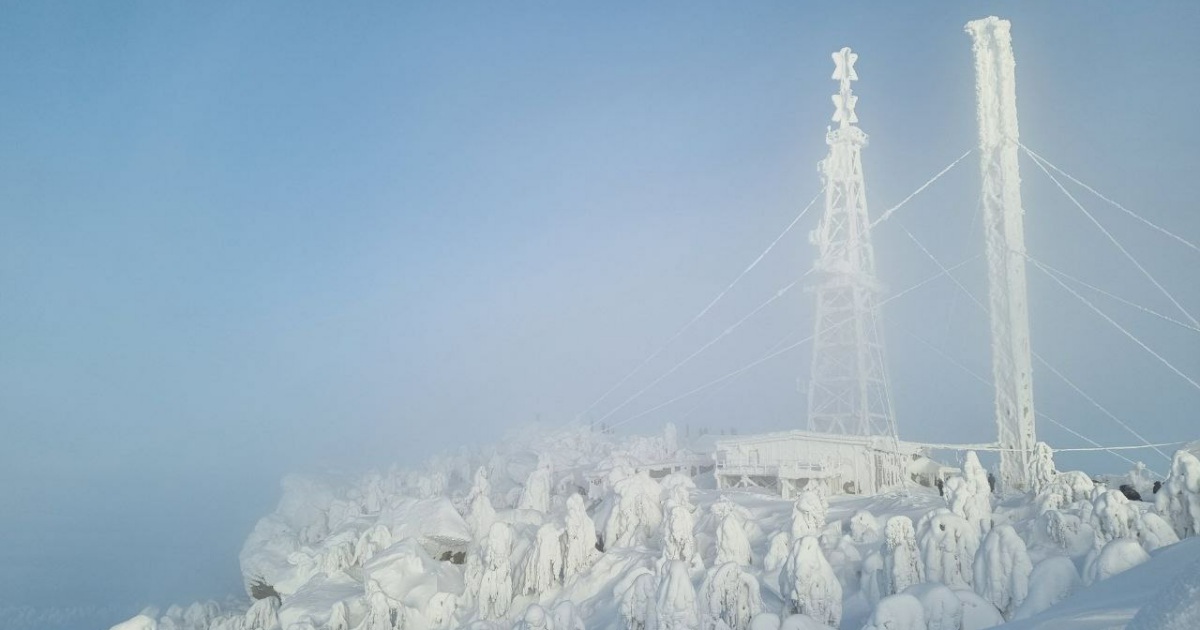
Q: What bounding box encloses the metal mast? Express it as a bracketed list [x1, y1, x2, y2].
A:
[806, 48, 899, 446]
[966, 17, 1037, 492]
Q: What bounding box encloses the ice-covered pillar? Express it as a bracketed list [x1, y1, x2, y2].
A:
[966, 17, 1037, 492]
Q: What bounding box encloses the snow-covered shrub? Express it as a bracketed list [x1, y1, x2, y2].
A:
[656, 560, 699, 630]
[945, 452, 992, 535]
[790, 491, 827, 539]
[662, 504, 700, 569]
[952, 589, 1004, 630]
[479, 522, 515, 620]
[715, 510, 753, 567]
[661, 473, 697, 514]
[1091, 489, 1138, 545]
[466, 467, 497, 540]
[779, 536, 841, 627]
[1034, 509, 1093, 558]
[972, 524, 1031, 619]
[521, 523, 564, 595]
[1082, 537, 1149, 585]
[861, 594, 926, 630]
[518, 465, 552, 514]
[699, 562, 763, 630]
[328, 601, 350, 630]
[849, 510, 880, 543]
[1012, 556, 1079, 620]
[918, 509, 978, 589]
[822, 532, 862, 586]
[354, 523, 393, 566]
[552, 601, 587, 630]
[902, 583, 963, 630]
[1156, 449, 1200, 538]
[882, 516, 924, 596]
[516, 604, 553, 630]
[358, 590, 396, 630]
[1035, 470, 1094, 513]
[763, 532, 791, 575]
[618, 570, 657, 630]
[563, 493, 598, 580]
[1030, 442, 1057, 495]
[1136, 510, 1180, 551]
[605, 471, 663, 548]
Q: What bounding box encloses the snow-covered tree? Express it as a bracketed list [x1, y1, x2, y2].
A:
[1156, 449, 1200, 539]
[618, 571, 657, 630]
[563, 493, 598, 580]
[479, 522, 515, 620]
[662, 504, 700, 571]
[1035, 509, 1093, 558]
[329, 601, 350, 630]
[466, 467, 497, 540]
[1012, 556, 1079, 620]
[918, 509, 978, 589]
[779, 536, 841, 628]
[859, 551, 885, 607]
[664, 422, 679, 456]
[945, 451, 993, 535]
[714, 510, 753, 567]
[1030, 442, 1057, 495]
[861, 594, 926, 630]
[552, 601, 587, 630]
[1128, 461, 1154, 497]
[849, 510, 880, 543]
[1082, 537, 1149, 585]
[972, 524, 1032, 619]
[605, 471, 664, 548]
[764, 532, 790, 575]
[356, 589, 395, 630]
[655, 560, 699, 630]
[1036, 470, 1094, 513]
[354, 523, 393, 566]
[699, 562, 763, 630]
[521, 523, 564, 595]
[243, 597, 280, 630]
[519, 465, 552, 514]
[790, 491, 827, 539]
[1135, 510, 1180, 551]
[882, 516, 924, 596]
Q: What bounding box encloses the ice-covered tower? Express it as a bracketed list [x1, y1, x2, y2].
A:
[806, 48, 899, 443]
[966, 17, 1037, 492]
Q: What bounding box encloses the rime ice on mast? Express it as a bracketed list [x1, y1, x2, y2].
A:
[806, 48, 900, 460]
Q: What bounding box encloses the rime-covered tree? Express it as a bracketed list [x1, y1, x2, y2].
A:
[1035, 470, 1095, 513]
[763, 532, 791, 575]
[973, 524, 1032, 619]
[356, 589, 396, 630]
[1156, 449, 1200, 538]
[521, 523, 564, 595]
[519, 465, 552, 514]
[552, 601, 587, 630]
[714, 510, 753, 567]
[656, 560, 699, 630]
[662, 504, 700, 570]
[1082, 537, 1149, 585]
[1029, 442, 1057, 495]
[605, 471, 664, 548]
[479, 522, 515, 620]
[466, 467, 497, 540]
[779, 536, 841, 627]
[699, 562, 763, 630]
[1013, 556, 1079, 620]
[563, 493, 599, 580]
[918, 509, 978, 589]
[619, 571, 657, 630]
[790, 491, 827, 539]
[1091, 488, 1140, 547]
[946, 451, 993, 535]
[515, 604, 553, 630]
[244, 597, 281, 630]
[882, 516, 924, 595]
[849, 510, 879, 543]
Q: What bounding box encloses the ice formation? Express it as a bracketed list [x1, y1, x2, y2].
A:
[881, 516, 924, 596]
[918, 509, 978, 589]
[778, 537, 841, 627]
[972, 524, 1031, 619]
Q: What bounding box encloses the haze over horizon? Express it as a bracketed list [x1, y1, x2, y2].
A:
[2, 1, 1197, 621]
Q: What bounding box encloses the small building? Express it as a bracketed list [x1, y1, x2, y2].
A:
[713, 429, 948, 498]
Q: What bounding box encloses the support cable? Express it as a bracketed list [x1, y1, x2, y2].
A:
[1021, 144, 1200, 255]
[1022, 145, 1200, 329]
[575, 189, 824, 423]
[899, 221, 1173, 462]
[871, 149, 973, 228]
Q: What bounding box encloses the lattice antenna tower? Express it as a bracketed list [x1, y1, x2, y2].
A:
[806, 48, 900, 448]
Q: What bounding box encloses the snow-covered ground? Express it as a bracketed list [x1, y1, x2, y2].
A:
[109, 427, 1200, 630]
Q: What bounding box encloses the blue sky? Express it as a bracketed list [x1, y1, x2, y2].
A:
[2, 1, 1198, 620]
